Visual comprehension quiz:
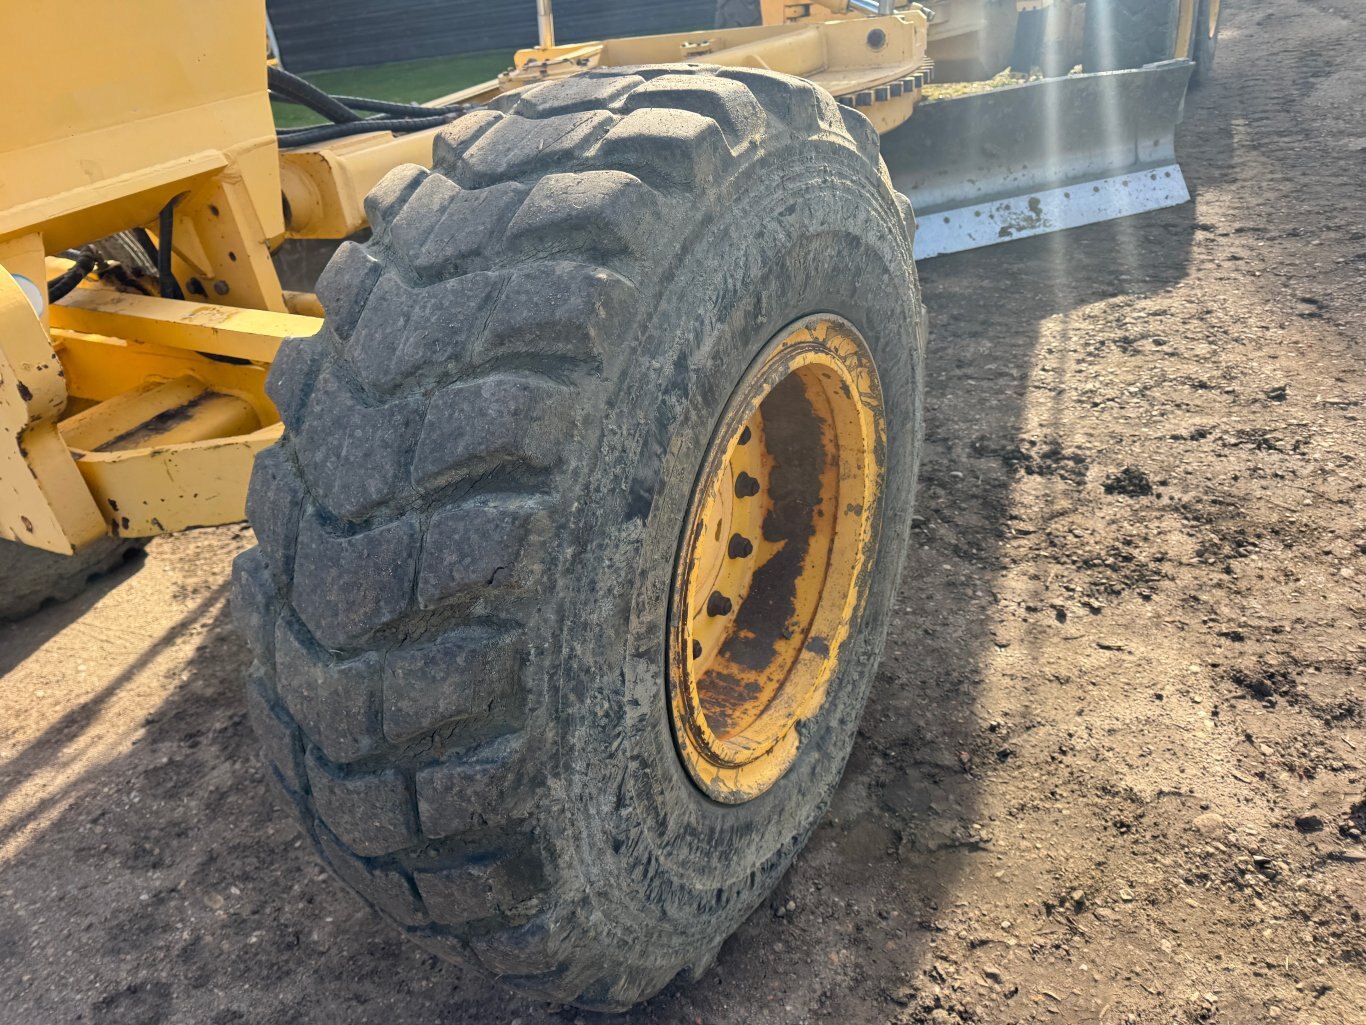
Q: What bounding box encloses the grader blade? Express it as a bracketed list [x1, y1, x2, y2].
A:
[882, 60, 1195, 259]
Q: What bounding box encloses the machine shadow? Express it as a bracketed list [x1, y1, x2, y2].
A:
[0, 549, 146, 680]
[0, 212, 1195, 1025]
[0, 598, 537, 1025]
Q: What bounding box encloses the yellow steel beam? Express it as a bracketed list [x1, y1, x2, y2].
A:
[49, 288, 321, 365]
[279, 77, 505, 239]
[51, 331, 276, 425]
[506, 16, 929, 133]
[72, 424, 283, 539]
[57, 373, 258, 455]
[59, 375, 209, 452]
[280, 132, 437, 239]
[283, 291, 325, 318]
[1174, 0, 1198, 61]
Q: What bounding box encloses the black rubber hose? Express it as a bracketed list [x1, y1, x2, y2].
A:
[268, 65, 362, 124]
[157, 196, 185, 301]
[46, 249, 98, 304]
[131, 227, 160, 267]
[332, 95, 466, 117]
[269, 92, 463, 119]
[277, 113, 458, 148]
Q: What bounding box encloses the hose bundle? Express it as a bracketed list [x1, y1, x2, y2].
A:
[269, 65, 472, 148]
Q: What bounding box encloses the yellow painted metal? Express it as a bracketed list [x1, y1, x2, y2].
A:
[761, 0, 857, 24]
[283, 291, 326, 318]
[59, 376, 210, 453]
[756, 0, 1093, 83]
[58, 375, 258, 453]
[1173, 0, 1216, 61]
[281, 133, 438, 239]
[0, 5, 282, 263]
[3, 263, 310, 554]
[279, 78, 502, 239]
[0, 2, 298, 553]
[50, 288, 321, 365]
[0, 259, 106, 554]
[669, 316, 885, 803]
[51, 332, 276, 426]
[36, 323, 285, 540]
[508, 15, 929, 133]
[1174, 0, 1197, 60]
[72, 424, 283, 539]
[174, 174, 289, 312]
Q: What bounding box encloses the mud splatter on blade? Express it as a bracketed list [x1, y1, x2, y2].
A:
[880, 60, 1195, 260]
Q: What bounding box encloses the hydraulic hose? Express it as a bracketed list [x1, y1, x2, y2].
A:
[268, 63, 473, 148]
[157, 196, 185, 301]
[276, 112, 460, 148]
[332, 95, 465, 117]
[267, 65, 363, 123]
[46, 249, 98, 304]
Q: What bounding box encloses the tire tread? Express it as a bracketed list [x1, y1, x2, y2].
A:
[237, 64, 892, 1007]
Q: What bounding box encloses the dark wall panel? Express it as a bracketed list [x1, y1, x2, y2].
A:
[269, 0, 716, 71]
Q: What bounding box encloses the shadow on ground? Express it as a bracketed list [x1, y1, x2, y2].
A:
[0, 552, 146, 680]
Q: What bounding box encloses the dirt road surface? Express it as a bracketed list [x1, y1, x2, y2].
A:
[2, 2, 1362, 1022]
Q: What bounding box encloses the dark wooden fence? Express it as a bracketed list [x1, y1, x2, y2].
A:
[268, 0, 715, 71]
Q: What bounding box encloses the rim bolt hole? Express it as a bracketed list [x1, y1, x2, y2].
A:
[737, 425, 752, 445]
[727, 534, 754, 559]
[734, 472, 760, 498]
[706, 591, 734, 617]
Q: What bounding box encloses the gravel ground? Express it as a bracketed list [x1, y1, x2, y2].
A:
[1, 1, 1362, 1022]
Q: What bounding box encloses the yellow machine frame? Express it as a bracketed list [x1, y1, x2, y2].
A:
[0, 5, 300, 553]
[0, 3, 934, 556]
[1, 0, 1202, 557]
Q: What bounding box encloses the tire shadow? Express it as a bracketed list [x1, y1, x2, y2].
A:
[0, 548, 146, 679]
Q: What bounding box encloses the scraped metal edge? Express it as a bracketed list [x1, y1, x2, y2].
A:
[913, 164, 1191, 259]
[881, 60, 1196, 260]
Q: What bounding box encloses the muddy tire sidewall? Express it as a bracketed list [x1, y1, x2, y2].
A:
[548, 151, 923, 957]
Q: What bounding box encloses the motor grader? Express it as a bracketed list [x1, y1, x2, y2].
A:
[0, 0, 1220, 1009]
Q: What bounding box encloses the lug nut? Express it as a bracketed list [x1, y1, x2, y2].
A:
[728, 534, 753, 559]
[692, 640, 702, 659]
[734, 472, 760, 498]
[706, 591, 733, 617]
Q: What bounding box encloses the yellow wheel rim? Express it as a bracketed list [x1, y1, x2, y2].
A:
[668, 315, 885, 804]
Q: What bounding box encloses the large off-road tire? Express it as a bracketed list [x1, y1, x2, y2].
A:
[233, 64, 923, 1009]
[714, 0, 761, 29]
[0, 537, 143, 622]
[1083, 0, 1181, 72]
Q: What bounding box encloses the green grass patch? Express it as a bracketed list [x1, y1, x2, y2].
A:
[272, 50, 514, 128]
